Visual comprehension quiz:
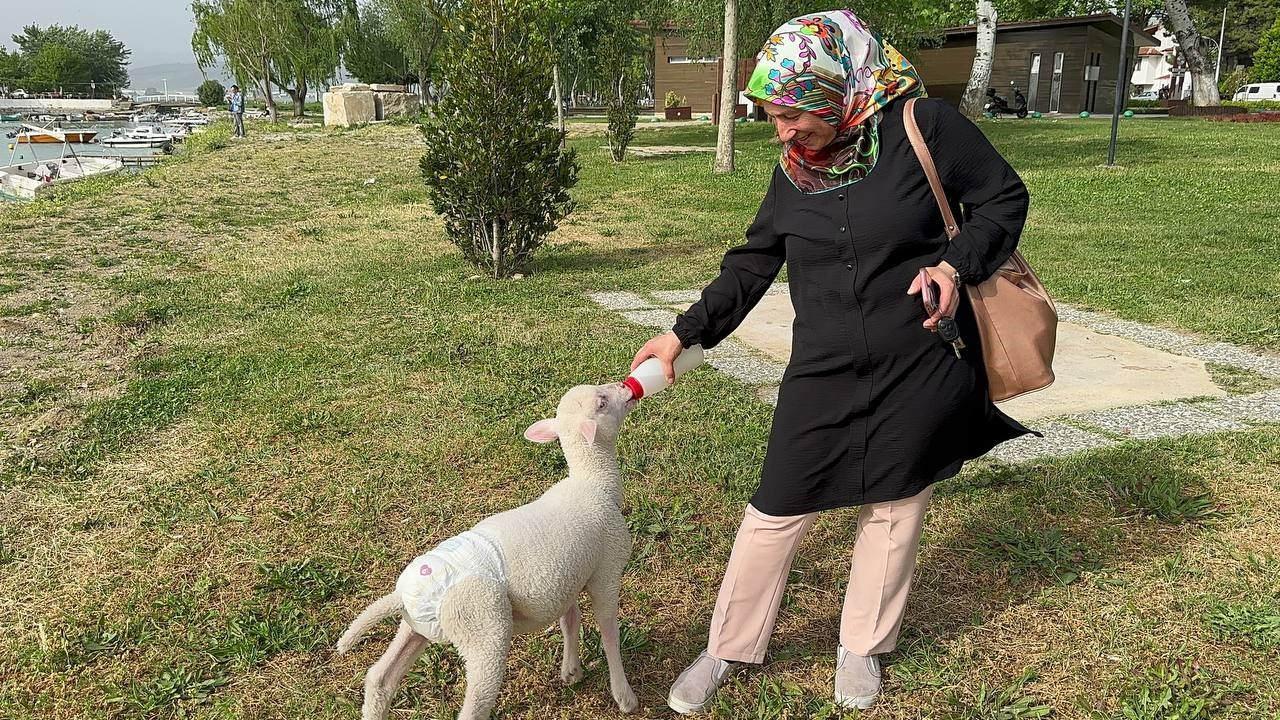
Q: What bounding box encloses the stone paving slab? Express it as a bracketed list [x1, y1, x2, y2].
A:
[1071, 403, 1248, 440]
[588, 291, 652, 311]
[1199, 389, 1280, 425]
[986, 421, 1116, 463]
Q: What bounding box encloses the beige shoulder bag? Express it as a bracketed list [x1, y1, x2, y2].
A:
[902, 97, 1057, 402]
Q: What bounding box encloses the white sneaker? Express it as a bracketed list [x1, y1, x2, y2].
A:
[667, 651, 739, 715]
[834, 645, 881, 709]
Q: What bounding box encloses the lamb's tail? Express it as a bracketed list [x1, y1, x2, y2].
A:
[335, 593, 403, 655]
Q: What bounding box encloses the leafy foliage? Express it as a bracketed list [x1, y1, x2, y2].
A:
[197, 79, 226, 106]
[419, 0, 579, 277]
[4, 24, 131, 96]
[1253, 15, 1280, 82]
[336, 0, 414, 84]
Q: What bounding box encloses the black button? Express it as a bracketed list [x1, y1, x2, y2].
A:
[839, 226, 847, 232]
[845, 263, 853, 270]
[837, 194, 845, 200]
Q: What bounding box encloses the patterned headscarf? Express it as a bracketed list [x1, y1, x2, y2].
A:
[745, 10, 926, 193]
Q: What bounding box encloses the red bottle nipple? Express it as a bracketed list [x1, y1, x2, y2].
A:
[622, 376, 645, 400]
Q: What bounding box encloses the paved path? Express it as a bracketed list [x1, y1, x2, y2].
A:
[589, 286, 1280, 464]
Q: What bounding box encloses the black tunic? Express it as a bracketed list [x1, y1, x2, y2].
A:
[672, 98, 1036, 515]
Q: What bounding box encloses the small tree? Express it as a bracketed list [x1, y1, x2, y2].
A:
[1253, 16, 1280, 82]
[1217, 65, 1250, 98]
[198, 78, 226, 106]
[595, 22, 645, 162]
[420, 0, 579, 278]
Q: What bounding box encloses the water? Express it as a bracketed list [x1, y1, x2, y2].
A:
[1, 121, 172, 202]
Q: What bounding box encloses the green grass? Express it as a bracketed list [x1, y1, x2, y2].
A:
[0, 117, 1277, 719]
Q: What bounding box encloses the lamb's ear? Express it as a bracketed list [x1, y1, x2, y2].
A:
[524, 418, 560, 444]
[578, 419, 598, 446]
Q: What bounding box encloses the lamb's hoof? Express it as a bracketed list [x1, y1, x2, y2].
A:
[614, 687, 639, 714]
[561, 663, 583, 685]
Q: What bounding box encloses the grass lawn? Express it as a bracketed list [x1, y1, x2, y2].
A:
[0, 116, 1277, 720]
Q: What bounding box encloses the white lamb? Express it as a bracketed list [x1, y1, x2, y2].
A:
[335, 382, 641, 720]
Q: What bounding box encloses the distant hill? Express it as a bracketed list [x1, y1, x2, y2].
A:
[129, 63, 232, 94]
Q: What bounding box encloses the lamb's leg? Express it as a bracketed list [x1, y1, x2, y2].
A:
[587, 571, 639, 713]
[439, 577, 513, 720]
[361, 620, 430, 720]
[560, 601, 584, 685]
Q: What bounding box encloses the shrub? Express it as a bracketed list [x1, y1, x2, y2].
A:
[663, 90, 687, 109]
[197, 79, 225, 107]
[419, 0, 578, 278]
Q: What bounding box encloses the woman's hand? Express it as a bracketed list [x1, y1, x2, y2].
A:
[907, 261, 960, 332]
[631, 332, 685, 384]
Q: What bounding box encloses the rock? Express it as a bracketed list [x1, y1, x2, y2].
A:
[512, 273, 524, 280]
[323, 90, 376, 127]
[332, 82, 370, 92]
[369, 83, 407, 93]
[374, 92, 420, 120]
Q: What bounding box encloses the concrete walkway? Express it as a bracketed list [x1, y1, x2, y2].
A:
[589, 286, 1280, 465]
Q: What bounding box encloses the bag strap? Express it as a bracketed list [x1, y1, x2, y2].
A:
[902, 98, 960, 240]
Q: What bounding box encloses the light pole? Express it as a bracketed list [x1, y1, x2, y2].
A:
[162, 78, 168, 98]
[1107, 0, 1132, 166]
[1214, 5, 1227, 88]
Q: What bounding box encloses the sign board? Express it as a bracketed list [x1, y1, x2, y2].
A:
[1084, 65, 1101, 82]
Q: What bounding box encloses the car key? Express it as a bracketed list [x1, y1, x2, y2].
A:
[937, 316, 966, 357]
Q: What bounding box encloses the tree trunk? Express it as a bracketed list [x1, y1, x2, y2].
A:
[714, 0, 738, 174]
[960, 0, 997, 119]
[261, 71, 278, 123]
[292, 77, 307, 117]
[553, 63, 565, 148]
[1163, 0, 1221, 105]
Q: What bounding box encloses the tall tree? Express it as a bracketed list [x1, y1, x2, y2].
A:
[714, 0, 738, 173]
[379, 0, 453, 105]
[192, 0, 285, 121]
[0, 49, 27, 93]
[1163, 0, 1222, 104]
[27, 43, 91, 93]
[338, 0, 414, 84]
[960, 0, 998, 119]
[1189, 0, 1277, 66]
[1253, 15, 1280, 81]
[10, 24, 130, 96]
[269, 0, 341, 117]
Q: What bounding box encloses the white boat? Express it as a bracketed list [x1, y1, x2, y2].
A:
[0, 156, 123, 200]
[168, 114, 210, 127]
[0, 124, 125, 200]
[100, 125, 182, 148]
[100, 135, 171, 149]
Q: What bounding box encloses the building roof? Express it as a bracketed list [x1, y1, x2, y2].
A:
[940, 13, 1158, 46]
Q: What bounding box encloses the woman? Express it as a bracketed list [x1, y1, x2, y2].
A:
[630, 10, 1036, 714]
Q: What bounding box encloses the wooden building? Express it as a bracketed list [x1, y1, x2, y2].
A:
[652, 27, 755, 115]
[912, 14, 1157, 114]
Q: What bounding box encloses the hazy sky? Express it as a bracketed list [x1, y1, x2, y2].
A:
[4, 1, 198, 68]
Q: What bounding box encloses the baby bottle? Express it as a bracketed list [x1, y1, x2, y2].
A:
[623, 344, 705, 400]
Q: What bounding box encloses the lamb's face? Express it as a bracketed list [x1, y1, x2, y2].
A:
[556, 383, 636, 445]
[524, 383, 636, 447]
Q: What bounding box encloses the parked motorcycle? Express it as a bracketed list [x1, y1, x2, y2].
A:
[984, 83, 1028, 118]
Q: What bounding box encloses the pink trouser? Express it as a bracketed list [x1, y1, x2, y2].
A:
[707, 485, 934, 663]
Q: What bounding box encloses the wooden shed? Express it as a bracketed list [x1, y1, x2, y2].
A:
[912, 14, 1157, 115]
[652, 27, 755, 115]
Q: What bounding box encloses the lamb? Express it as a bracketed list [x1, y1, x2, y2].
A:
[335, 382, 641, 720]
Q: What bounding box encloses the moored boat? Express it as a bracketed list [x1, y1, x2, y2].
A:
[0, 156, 123, 200]
[17, 128, 98, 143]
